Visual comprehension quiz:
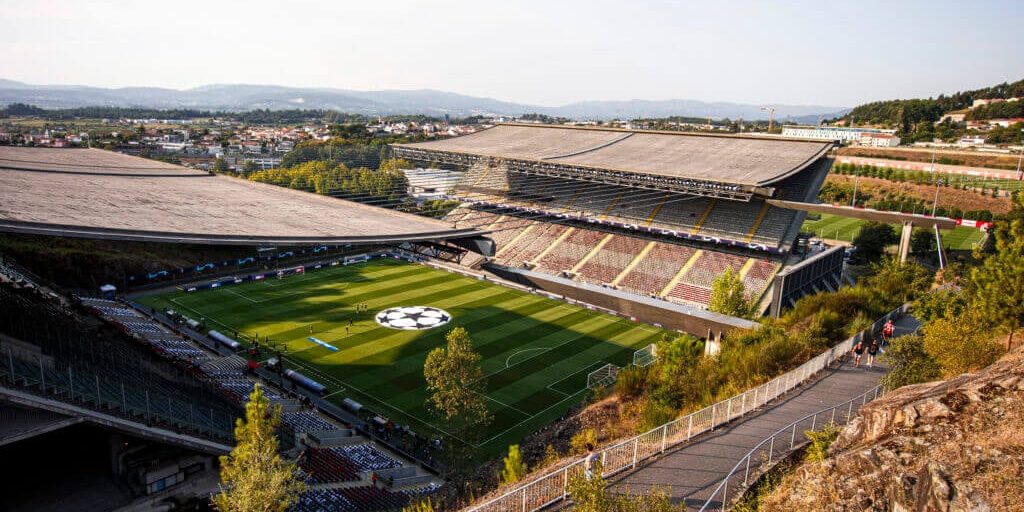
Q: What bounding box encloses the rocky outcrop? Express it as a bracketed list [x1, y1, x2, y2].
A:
[761, 349, 1024, 512]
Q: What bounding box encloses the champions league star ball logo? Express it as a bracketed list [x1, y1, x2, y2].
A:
[375, 306, 451, 330]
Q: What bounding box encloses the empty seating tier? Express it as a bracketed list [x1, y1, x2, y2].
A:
[617, 242, 693, 296]
[680, 251, 747, 288]
[495, 223, 568, 266]
[575, 235, 646, 285]
[535, 229, 604, 273]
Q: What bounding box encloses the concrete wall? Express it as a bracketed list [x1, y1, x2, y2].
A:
[485, 264, 757, 340]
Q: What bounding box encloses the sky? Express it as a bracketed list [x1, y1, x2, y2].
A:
[1, 0, 1022, 108]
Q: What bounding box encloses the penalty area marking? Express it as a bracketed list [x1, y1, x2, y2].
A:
[546, 361, 608, 397]
[505, 347, 551, 368]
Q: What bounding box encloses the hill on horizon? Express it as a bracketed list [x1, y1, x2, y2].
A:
[0, 78, 847, 123]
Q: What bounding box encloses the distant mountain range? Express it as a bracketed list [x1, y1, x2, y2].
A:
[0, 78, 848, 122]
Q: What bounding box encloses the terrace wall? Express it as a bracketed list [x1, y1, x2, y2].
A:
[484, 264, 757, 339]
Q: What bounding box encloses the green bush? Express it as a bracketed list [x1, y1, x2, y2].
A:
[614, 365, 651, 399]
[803, 423, 839, 463]
[570, 428, 598, 455]
[880, 335, 941, 391]
[638, 400, 677, 432]
[922, 318, 1003, 377]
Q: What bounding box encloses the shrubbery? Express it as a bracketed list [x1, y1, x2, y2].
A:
[921, 318, 1003, 376]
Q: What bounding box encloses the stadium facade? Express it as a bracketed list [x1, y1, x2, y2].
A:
[393, 123, 838, 314]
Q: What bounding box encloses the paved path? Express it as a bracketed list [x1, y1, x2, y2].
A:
[607, 315, 920, 510]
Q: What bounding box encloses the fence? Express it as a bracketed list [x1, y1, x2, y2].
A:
[463, 304, 908, 512]
[698, 384, 883, 511]
[0, 340, 236, 442]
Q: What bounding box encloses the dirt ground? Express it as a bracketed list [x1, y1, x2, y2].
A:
[826, 174, 1013, 214]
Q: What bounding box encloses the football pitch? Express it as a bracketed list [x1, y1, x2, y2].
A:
[801, 213, 985, 250]
[137, 258, 667, 456]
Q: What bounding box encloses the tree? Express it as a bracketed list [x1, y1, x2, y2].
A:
[423, 327, 492, 474]
[921, 318, 1003, 377]
[708, 268, 752, 318]
[851, 221, 898, 262]
[863, 258, 933, 304]
[880, 335, 941, 391]
[909, 229, 936, 257]
[967, 218, 1024, 350]
[212, 156, 230, 173]
[500, 444, 527, 485]
[378, 157, 413, 172]
[912, 288, 967, 324]
[213, 384, 304, 512]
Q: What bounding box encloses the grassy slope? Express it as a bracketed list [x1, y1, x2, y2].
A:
[138, 258, 665, 456]
[801, 213, 985, 250]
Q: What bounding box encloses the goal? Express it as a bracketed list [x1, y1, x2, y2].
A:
[632, 343, 658, 368]
[587, 363, 621, 390]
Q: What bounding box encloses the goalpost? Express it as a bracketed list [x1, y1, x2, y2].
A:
[587, 363, 620, 391]
[632, 343, 658, 368]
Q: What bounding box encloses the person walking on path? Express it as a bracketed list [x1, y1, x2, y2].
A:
[852, 339, 865, 367]
[584, 444, 598, 480]
[867, 338, 880, 367]
[882, 319, 895, 347]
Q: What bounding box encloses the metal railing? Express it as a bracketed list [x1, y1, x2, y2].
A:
[0, 342, 236, 442]
[698, 384, 883, 511]
[462, 304, 907, 512]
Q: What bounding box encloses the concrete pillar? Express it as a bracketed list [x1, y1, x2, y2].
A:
[933, 223, 946, 269]
[898, 221, 913, 263]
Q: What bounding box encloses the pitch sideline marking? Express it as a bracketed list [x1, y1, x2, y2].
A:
[472, 390, 532, 418]
[224, 288, 257, 303]
[477, 388, 589, 446]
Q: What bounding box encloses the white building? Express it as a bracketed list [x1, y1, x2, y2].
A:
[858, 133, 901, 147]
[782, 125, 899, 145]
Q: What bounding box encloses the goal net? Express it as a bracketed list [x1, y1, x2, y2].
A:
[587, 363, 620, 390]
[633, 343, 658, 368]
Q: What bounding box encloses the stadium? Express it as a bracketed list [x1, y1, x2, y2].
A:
[0, 125, 844, 511]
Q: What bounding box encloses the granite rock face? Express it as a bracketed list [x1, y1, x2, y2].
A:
[761, 349, 1024, 512]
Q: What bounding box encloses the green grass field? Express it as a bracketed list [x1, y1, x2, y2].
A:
[137, 258, 667, 456]
[801, 213, 985, 250]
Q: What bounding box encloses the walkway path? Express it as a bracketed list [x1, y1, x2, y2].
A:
[608, 314, 920, 510]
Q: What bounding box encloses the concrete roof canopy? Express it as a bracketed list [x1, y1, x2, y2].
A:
[0, 147, 484, 245]
[394, 124, 834, 187]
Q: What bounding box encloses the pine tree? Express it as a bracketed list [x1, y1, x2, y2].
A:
[213, 384, 305, 512]
[968, 218, 1024, 350]
[500, 444, 527, 485]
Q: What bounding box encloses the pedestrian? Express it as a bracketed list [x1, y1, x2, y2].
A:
[583, 443, 598, 480]
[852, 339, 865, 367]
[867, 338, 879, 367]
[882, 319, 895, 347]
[345, 325, 349, 336]
[371, 471, 378, 488]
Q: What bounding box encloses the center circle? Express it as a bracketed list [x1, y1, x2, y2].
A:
[375, 306, 451, 330]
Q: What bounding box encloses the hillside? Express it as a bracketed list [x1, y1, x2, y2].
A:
[760, 348, 1024, 511]
[841, 78, 1024, 143]
[0, 78, 846, 121]
[845, 78, 1024, 126]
